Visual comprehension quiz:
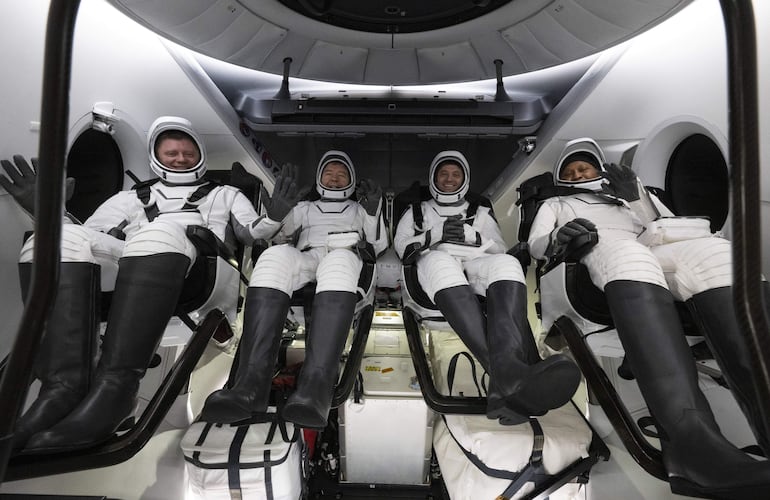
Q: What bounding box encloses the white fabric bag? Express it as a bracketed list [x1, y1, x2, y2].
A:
[180, 416, 304, 500]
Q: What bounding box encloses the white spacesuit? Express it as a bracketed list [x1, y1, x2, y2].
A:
[528, 138, 731, 298]
[394, 150, 580, 425]
[527, 137, 770, 497]
[201, 150, 387, 429]
[9, 116, 276, 452]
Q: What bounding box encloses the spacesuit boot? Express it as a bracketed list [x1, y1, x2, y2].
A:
[606, 280, 770, 498]
[200, 287, 290, 424]
[282, 291, 356, 429]
[434, 284, 579, 424]
[13, 262, 99, 451]
[687, 285, 770, 456]
[433, 285, 521, 424]
[485, 281, 581, 417]
[26, 253, 189, 451]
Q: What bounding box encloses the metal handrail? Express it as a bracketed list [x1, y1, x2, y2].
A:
[332, 304, 374, 408]
[554, 316, 666, 480]
[402, 308, 488, 415]
[0, 0, 81, 483]
[719, 0, 770, 441]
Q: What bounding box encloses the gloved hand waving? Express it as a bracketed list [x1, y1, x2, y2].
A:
[0, 155, 75, 216]
[263, 163, 304, 222]
[355, 178, 382, 216]
[601, 163, 640, 202]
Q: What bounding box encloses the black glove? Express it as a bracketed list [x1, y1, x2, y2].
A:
[442, 214, 466, 243]
[355, 178, 382, 216]
[0, 156, 76, 217]
[0, 155, 38, 214]
[263, 163, 303, 222]
[230, 161, 260, 204]
[601, 163, 640, 202]
[549, 218, 598, 261]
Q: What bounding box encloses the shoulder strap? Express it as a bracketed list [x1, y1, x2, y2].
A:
[466, 200, 479, 220]
[464, 191, 491, 220]
[515, 172, 597, 242]
[182, 180, 221, 210]
[134, 179, 160, 222]
[411, 201, 424, 235]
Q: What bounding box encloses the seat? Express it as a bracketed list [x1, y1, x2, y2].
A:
[131, 167, 263, 429]
[517, 172, 749, 481]
[393, 184, 608, 500]
[279, 239, 378, 408]
[4, 168, 254, 480]
[392, 182, 489, 414]
[222, 184, 380, 413]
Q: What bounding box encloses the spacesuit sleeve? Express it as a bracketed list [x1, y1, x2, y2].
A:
[361, 207, 389, 255]
[527, 199, 560, 260]
[470, 206, 507, 253]
[393, 206, 428, 259]
[83, 191, 136, 233]
[229, 190, 282, 245]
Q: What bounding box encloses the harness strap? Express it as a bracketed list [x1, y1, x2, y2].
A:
[264, 449, 274, 500]
[447, 351, 484, 397]
[411, 200, 480, 238]
[227, 425, 249, 500]
[441, 414, 548, 499]
[135, 182, 160, 222]
[134, 179, 220, 222]
[182, 181, 220, 210]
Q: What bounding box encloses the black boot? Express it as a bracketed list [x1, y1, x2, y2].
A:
[25, 253, 190, 451]
[486, 281, 581, 418]
[13, 262, 99, 451]
[282, 291, 356, 429]
[606, 280, 770, 498]
[200, 287, 290, 424]
[687, 285, 770, 456]
[435, 284, 580, 425]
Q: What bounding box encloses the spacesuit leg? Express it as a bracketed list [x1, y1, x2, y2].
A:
[457, 254, 579, 422]
[654, 237, 770, 455]
[200, 245, 307, 424]
[13, 225, 104, 451]
[282, 248, 361, 429]
[484, 278, 580, 420]
[26, 220, 194, 451]
[606, 279, 770, 498]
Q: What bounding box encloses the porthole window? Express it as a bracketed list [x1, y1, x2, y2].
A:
[665, 134, 728, 232]
[65, 129, 124, 222]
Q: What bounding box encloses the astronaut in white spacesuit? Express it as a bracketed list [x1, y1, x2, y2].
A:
[201, 150, 387, 429]
[393, 150, 581, 425]
[1, 116, 277, 451]
[528, 137, 770, 497]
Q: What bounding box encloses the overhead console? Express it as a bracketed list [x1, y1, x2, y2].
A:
[234, 93, 547, 136]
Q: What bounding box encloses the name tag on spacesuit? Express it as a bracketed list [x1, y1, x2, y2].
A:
[326, 231, 360, 249]
[637, 216, 712, 246]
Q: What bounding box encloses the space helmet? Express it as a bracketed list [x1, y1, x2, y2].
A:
[316, 150, 356, 200]
[554, 138, 606, 191]
[429, 150, 470, 204]
[148, 116, 207, 184]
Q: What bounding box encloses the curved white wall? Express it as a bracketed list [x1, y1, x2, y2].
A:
[494, 0, 770, 275]
[0, 0, 266, 355]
